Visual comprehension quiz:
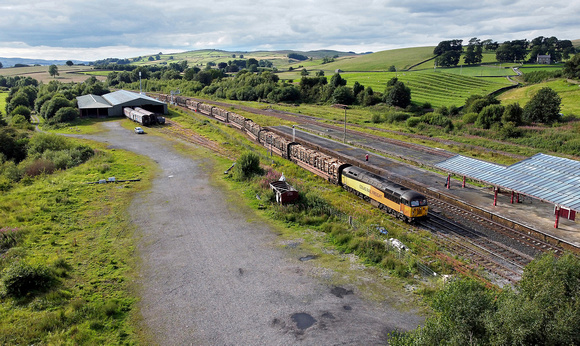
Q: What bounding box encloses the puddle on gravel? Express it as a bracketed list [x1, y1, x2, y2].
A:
[330, 286, 353, 298]
[299, 255, 317, 261]
[321, 312, 335, 319]
[285, 242, 301, 249]
[291, 313, 317, 330]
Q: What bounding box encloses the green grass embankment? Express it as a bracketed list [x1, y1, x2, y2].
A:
[0, 138, 156, 345]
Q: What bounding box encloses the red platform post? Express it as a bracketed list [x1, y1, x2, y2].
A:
[555, 205, 560, 228]
[447, 174, 451, 189]
[462, 176, 466, 188]
[493, 187, 498, 206]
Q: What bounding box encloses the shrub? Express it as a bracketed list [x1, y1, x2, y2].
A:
[523, 87, 561, 124]
[499, 122, 522, 139]
[42, 150, 74, 170]
[406, 116, 422, 127]
[371, 113, 382, 123]
[10, 114, 29, 129]
[10, 105, 32, 122]
[1, 261, 55, 297]
[27, 133, 71, 157]
[51, 107, 78, 123]
[385, 112, 410, 123]
[0, 175, 12, 191]
[476, 104, 505, 129]
[421, 113, 454, 129]
[24, 159, 56, 177]
[463, 112, 478, 124]
[502, 103, 523, 125]
[41, 96, 72, 120]
[448, 105, 460, 116]
[232, 152, 262, 181]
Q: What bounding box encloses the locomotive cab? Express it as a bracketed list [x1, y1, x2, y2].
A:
[401, 191, 428, 220]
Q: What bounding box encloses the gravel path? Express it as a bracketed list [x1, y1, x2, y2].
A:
[78, 121, 423, 345]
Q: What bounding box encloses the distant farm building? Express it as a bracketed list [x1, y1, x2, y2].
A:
[536, 54, 551, 64]
[76, 90, 167, 117]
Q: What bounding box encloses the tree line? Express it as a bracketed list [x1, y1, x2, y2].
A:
[434, 36, 576, 67]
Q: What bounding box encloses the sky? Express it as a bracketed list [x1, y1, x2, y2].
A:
[1, 0, 579, 61]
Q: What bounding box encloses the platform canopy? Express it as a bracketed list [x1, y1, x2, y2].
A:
[435, 153, 580, 211]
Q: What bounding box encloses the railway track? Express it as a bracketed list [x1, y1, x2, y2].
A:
[185, 97, 527, 161]
[156, 119, 234, 159]
[420, 213, 528, 285]
[159, 96, 573, 285]
[428, 198, 563, 257]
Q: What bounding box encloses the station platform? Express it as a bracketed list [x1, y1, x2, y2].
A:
[272, 125, 580, 250]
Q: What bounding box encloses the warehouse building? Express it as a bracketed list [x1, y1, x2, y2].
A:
[76, 90, 167, 117]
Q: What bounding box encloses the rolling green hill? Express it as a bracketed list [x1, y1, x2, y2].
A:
[314, 46, 435, 72]
[340, 71, 514, 108]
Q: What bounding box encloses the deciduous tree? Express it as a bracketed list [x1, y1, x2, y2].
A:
[523, 87, 561, 123]
[48, 64, 59, 78]
[384, 78, 411, 108]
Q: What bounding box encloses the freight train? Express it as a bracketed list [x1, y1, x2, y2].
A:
[155, 94, 428, 222]
[123, 107, 165, 126]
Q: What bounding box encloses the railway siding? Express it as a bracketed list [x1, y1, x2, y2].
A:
[161, 94, 579, 256]
[268, 126, 580, 255]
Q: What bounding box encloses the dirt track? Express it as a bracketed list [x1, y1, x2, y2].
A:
[79, 121, 423, 345]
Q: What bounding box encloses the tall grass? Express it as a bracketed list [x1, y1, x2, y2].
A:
[0, 139, 154, 344]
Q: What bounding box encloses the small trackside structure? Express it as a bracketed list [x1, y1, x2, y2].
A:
[270, 180, 299, 204]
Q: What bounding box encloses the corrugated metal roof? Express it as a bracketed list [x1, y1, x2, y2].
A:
[76, 94, 112, 109]
[436, 153, 580, 211]
[102, 90, 163, 106]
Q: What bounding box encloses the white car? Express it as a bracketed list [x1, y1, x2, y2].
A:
[134, 127, 144, 134]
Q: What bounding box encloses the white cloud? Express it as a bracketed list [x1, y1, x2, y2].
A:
[0, 0, 578, 60]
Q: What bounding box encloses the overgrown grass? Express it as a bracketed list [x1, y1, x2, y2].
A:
[0, 139, 155, 345]
[499, 79, 580, 117]
[44, 117, 112, 135]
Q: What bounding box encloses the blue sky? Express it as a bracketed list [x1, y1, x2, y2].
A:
[1, 0, 579, 61]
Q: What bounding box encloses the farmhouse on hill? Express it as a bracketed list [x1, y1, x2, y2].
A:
[76, 90, 167, 117]
[536, 54, 551, 64]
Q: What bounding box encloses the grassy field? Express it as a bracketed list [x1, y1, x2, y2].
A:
[80, 70, 113, 76]
[133, 49, 357, 71]
[428, 65, 517, 77]
[498, 79, 580, 116]
[0, 134, 156, 344]
[0, 65, 103, 83]
[339, 71, 513, 107]
[319, 47, 435, 72]
[0, 92, 7, 115]
[517, 64, 566, 73]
